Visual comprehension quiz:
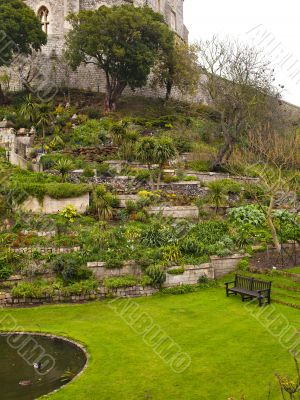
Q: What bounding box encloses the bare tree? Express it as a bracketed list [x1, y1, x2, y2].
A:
[10, 51, 46, 93]
[198, 37, 283, 171]
[232, 127, 299, 253]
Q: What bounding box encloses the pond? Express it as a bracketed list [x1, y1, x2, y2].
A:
[0, 333, 87, 400]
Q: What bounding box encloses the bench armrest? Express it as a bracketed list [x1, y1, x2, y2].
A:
[225, 281, 235, 287]
[258, 288, 271, 293]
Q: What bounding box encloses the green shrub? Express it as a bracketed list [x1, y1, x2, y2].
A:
[163, 245, 182, 264]
[174, 137, 192, 153]
[81, 107, 103, 119]
[161, 284, 198, 295]
[52, 255, 92, 283]
[96, 162, 114, 177]
[104, 276, 138, 289]
[140, 223, 164, 247]
[198, 274, 209, 284]
[180, 237, 205, 256]
[71, 120, 107, 147]
[237, 258, 250, 272]
[0, 265, 12, 280]
[61, 279, 98, 296]
[83, 166, 95, 178]
[183, 175, 198, 182]
[189, 160, 210, 172]
[135, 170, 150, 183]
[146, 265, 166, 286]
[105, 258, 123, 269]
[228, 205, 265, 226]
[163, 175, 180, 184]
[167, 267, 185, 275]
[11, 282, 46, 298]
[193, 221, 229, 245]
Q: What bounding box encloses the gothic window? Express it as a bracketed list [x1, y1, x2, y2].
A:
[156, 0, 161, 11]
[38, 6, 49, 34]
[170, 10, 176, 30]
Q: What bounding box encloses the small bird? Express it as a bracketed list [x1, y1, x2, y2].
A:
[33, 362, 42, 370]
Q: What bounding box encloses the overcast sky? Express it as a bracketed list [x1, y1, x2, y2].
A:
[184, 0, 300, 106]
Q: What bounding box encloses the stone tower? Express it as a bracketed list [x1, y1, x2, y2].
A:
[15, 0, 188, 97]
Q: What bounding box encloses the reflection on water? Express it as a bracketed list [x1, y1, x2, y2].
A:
[0, 334, 87, 400]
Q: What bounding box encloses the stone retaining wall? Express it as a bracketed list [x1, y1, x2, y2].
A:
[211, 254, 247, 278]
[186, 172, 259, 185]
[148, 205, 199, 219]
[10, 246, 81, 255]
[165, 263, 214, 286]
[0, 285, 158, 307]
[87, 261, 142, 279]
[20, 193, 90, 214]
[0, 254, 248, 307]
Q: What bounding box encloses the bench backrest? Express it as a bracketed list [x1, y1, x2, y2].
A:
[235, 275, 271, 291]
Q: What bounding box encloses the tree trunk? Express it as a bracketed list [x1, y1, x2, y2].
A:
[104, 93, 117, 113]
[147, 165, 155, 191]
[104, 74, 126, 113]
[156, 167, 163, 190]
[210, 142, 230, 171]
[165, 80, 173, 101]
[0, 84, 9, 105]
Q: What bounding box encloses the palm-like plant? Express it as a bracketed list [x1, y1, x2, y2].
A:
[37, 103, 53, 152]
[207, 181, 227, 214]
[153, 137, 177, 189]
[92, 185, 114, 221]
[55, 159, 73, 182]
[136, 137, 157, 190]
[19, 94, 39, 124]
[110, 123, 127, 146]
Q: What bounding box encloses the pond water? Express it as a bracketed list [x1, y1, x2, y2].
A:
[0, 333, 87, 400]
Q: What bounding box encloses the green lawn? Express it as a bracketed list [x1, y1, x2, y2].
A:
[286, 266, 300, 274]
[0, 288, 299, 400]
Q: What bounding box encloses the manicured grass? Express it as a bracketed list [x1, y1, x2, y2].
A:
[286, 266, 300, 274]
[0, 288, 299, 400]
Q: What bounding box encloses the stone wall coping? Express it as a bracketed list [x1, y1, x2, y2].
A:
[167, 263, 212, 272]
[210, 253, 248, 261]
[160, 181, 201, 186]
[87, 260, 136, 268]
[148, 205, 199, 210]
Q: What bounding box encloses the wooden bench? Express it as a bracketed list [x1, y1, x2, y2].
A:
[225, 275, 272, 306]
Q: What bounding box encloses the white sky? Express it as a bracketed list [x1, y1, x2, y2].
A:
[184, 0, 300, 106]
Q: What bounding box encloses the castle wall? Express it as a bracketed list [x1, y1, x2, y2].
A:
[4, 0, 193, 101]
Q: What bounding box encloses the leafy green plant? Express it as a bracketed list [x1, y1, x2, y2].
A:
[11, 281, 50, 299]
[193, 221, 229, 245]
[105, 258, 124, 269]
[145, 265, 166, 286]
[180, 237, 205, 256]
[52, 255, 92, 283]
[72, 119, 107, 146]
[91, 185, 119, 221]
[61, 279, 98, 295]
[207, 181, 227, 213]
[198, 274, 209, 284]
[163, 244, 182, 264]
[59, 205, 78, 223]
[237, 258, 250, 272]
[228, 205, 265, 226]
[104, 275, 139, 289]
[167, 267, 185, 275]
[55, 159, 74, 182]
